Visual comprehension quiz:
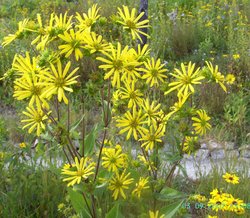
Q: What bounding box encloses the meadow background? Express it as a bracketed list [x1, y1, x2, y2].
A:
[0, 0, 249, 217]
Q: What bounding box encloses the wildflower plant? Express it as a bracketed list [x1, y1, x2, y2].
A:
[1, 3, 242, 218]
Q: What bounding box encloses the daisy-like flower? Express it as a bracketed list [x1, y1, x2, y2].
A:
[132, 44, 150, 62]
[116, 106, 147, 140]
[19, 142, 27, 148]
[132, 177, 149, 198]
[117, 5, 149, 42]
[21, 105, 49, 136]
[192, 110, 211, 135]
[97, 42, 129, 87]
[108, 170, 134, 200]
[139, 124, 165, 151]
[75, 4, 100, 31]
[102, 144, 127, 173]
[222, 172, 239, 184]
[205, 61, 227, 92]
[225, 73, 235, 84]
[119, 80, 143, 108]
[182, 136, 198, 155]
[210, 189, 223, 198]
[227, 197, 246, 212]
[141, 58, 168, 87]
[41, 60, 79, 104]
[61, 157, 95, 187]
[53, 12, 73, 35]
[165, 62, 204, 96]
[2, 19, 29, 47]
[83, 31, 109, 54]
[149, 210, 164, 218]
[13, 73, 47, 109]
[58, 29, 85, 60]
[208, 197, 227, 212]
[141, 98, 162, 127]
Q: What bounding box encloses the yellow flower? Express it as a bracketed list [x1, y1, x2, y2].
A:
[138, 154, 156, 171]
[141, 98, 162, 127]
[116, 106, 147, 140]
[208, 197, 227, 212]
[210, 189, 223, 198]
[102, 145, 127, 173]
[117, 5, 149, 42]
[13, 71, 48, 109]
[108, 170, 134, 200]
[61, 157, 95, 187]
[226, 197, 246, 212]
[2, 19, 29, 47]
[53, 12, 73, 35]
[141, 58, 168, 87]
[233, 54, 240, 60]
[192, 110, 211, 135]
[205, 61, 227, 92]
[132, 44, 150, 62]
[191, 194, 207, 202]
[97, 42, 129, 88]
[132, 177, 149, 198]
[222, 172, 239, 184]
[139, 125, 165, 151]
[149, 210, 164, 218]
[75, 4, 100, 31]
[165, 62, 204, 96]
[83, 31, 109, 54]
[21, 105, 49, 136]
[41, 60, 79, 104]
[119, 80, 143, 108]
[225, 74, 235, 84]
[58, 29, 85, 60]
[19, 142, 27, 148]
[207, 215, 218, 218]
[235, 207, 245, 215]
[183, 136, 198, 155]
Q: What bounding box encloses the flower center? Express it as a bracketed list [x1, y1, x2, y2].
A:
[126, 20, 136, 29]
[55, 77, 65, 87]
[113, 59, 123, 70]
[151, 69, 158, 77]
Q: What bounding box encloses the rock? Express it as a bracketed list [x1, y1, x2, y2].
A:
[224, 142, 235, 150]
[225, 150, 239, 158]
[200, 143, 208, 149]
[207, 140, 223, 150]
[210, 149, 225, 159]
[183, 153, 194, 161]
[240, 149, 250, 158]
[194, 149, 210, 160]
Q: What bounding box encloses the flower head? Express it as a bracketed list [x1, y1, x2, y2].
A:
[41, 60, 79, 104]
[117, 5, 149, 42]
[141, 58, 168, 87]
[225, 74, 235, 84]
[116, 106, 147, 140]
[61, 157, 95, 187]
[132, 177, 149, 198]
[165, 62, 204, 96]
[222, 172, 239, 184]
[192, 110, 211, 135]
[108, 170, 134, 200]
[21, 105, 49, 136]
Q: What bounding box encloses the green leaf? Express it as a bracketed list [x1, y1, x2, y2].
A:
[80, 124, 99, 155]
[67, 188, 91, 217]
[161, 199, 185, 218]
[102, 100, 112, 124]
[70, 114, 85, 133]
[105, 203, 123, 218]
[156, 187, 185, 201]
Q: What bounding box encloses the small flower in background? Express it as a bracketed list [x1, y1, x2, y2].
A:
[192, 110, 211, 135]
[232, 54, 240, 60]
[108, 170, 134, 200]
[117, 5, 150, 43]
[225, 74, 235, 84]
[183, 136, 198, 155]
[149, 210, 164, 218]
[132, 177, 150, 198]
[61, 157, 95, 187]
[191, 194, 207, 202]
[222, 172, 239, 184]
[19, 142, 27, 148]
[207, 215, 218, 218]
